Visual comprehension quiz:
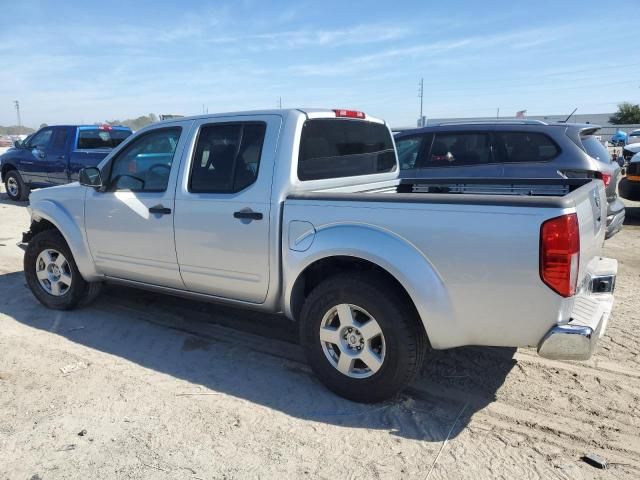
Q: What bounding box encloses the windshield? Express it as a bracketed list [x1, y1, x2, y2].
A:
[76, 128, 132, 150]
[581, 135, 610, 164]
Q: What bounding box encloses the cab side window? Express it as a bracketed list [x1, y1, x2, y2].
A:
[108, 127, 181, 192]
[28, 129, 54, 150]
[189, 122, 266, 193]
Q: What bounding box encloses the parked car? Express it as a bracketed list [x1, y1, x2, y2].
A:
[0, 135, 13, 147]
[0, 124, 132, 201]
[623, 142, 640, 163]
[626, 152, 640, 183]
[610, 130, 627, 147]
[21, 108, 617, 403]
[627, 129, 640, 145]
[395, 120, 625, 239]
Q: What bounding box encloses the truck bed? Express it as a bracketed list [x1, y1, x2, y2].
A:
[283, 178, 606, 350]
[288, 178, 593, 208]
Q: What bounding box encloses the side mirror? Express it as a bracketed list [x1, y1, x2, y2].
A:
[79, 167, 103, 188]
[13, 140, 22, 148]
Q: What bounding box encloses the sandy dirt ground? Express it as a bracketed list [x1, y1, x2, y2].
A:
[0, 183, 639, 480]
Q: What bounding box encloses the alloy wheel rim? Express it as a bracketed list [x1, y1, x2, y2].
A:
[7, 177, 18, 196]
[35, 249, 72, 296]
[319, 303, 386, 379]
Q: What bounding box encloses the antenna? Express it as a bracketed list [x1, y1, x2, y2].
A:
[564, 107, 578, 123]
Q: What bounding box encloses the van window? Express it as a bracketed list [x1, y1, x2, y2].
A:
[298, 119, 396, 181]
[581, 135, 610, 164]
[427, 133, 491, 166]
[493, 132, 559, 163]
[396, 134, 430, 169]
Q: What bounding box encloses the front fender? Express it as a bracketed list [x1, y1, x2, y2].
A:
[29, 192, 101, 281]
[283, 223, 457, 348]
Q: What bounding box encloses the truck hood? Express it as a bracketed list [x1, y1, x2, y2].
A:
[29, 181, 85, 206]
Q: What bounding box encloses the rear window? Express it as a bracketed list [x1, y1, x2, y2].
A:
[77, 128, 132, 150]
[581, 135, 610, 163]
[298, 119, 396, 181]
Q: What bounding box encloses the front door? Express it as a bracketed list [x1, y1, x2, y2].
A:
[19, 127, 54, 184]
[84, 123, 190, 288]
[173, 115, 280, 303]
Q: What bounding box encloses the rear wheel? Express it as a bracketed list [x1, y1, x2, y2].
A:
[24, 230, 101, 310]
[299, 272, 427, 403]
[4, 170, 29, 201]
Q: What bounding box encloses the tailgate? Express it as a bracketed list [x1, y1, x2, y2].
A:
[573, 179, 607, 284]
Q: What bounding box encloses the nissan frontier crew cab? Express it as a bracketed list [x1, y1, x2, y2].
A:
[22, 108, 617, 403]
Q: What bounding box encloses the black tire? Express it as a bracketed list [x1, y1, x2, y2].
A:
[299, 272, 427, 403]
[24, 230, 95, 310]
[79, 281, 103, 307]
[4, 169, 30, 201]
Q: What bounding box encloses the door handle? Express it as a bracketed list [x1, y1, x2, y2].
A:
[233, 210, 263, 220]
[149, 205, 172, 215]
[58, 155, 65, 160]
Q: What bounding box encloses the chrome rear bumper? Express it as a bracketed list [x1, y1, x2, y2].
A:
[538, 258, 617, 361]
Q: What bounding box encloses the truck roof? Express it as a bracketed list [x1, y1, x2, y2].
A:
[158, 108, 386, 125]
[45, 125, 132, 130]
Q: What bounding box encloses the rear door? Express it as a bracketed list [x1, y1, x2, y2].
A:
[46, 127, 72, 184]
[173, 115, 281, 303]
[490, 130, 561, 179]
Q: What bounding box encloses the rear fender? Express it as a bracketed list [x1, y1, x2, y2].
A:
[284, 223, 457, 348]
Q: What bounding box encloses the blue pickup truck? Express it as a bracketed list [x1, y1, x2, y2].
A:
[1, 124, 132, 201]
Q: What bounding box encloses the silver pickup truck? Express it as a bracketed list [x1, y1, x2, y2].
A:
[23, 108, 617, 402]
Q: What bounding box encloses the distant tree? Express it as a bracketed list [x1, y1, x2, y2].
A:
[609, 102, 640, 125]
[0, 125, 35, 135]
[39, 123, 48, 129]
[102, 113, 158, 131]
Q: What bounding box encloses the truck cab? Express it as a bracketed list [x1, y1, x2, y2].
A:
[1, 124, 132, 201]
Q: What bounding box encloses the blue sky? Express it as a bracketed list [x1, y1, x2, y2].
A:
[0, 0, 639, 128]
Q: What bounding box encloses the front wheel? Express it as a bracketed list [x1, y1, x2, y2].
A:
[4, 170, 30, 201]
[299, 272, 427, 403]
[24, 230, 101, 310]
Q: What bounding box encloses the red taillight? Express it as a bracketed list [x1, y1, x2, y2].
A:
[333, 109, 365, 119]
[596, 172, 611, 187]
[540, 213, 580, 297]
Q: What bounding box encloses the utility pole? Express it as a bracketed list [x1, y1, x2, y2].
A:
[278, 97, 282, 109]
[417, 78, 424, 126]
[14, 100, 22, 127]
[497, 107, 500, 120]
